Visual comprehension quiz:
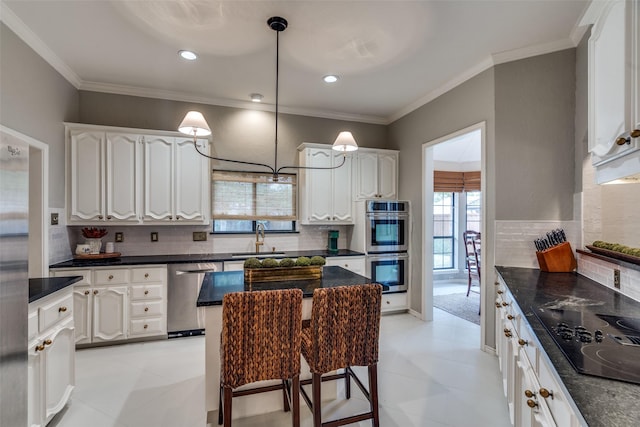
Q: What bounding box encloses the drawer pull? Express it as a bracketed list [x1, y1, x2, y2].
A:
[144, 290, 149, 295]
[539, 388, 553, 399]
[518, 338, 528, 347]
[504, 330, 512, 338]
[144, 324, 149, 329]
[108, 275, 114, 280]
[93, 290, 99, 295]
[497, 290, 503, 294]
[524, 389, 536, 398]
[84, 290, 90, 295]
[494, 281, 499, 286]
[502, 301, 509, 307]
[35, 344, 45, 352]
[495, 302, 501, 308]
[44, 339, 52, 346]
[507, 314, 514, 320]
[144, 273, 149, 278]
[526, 399, 538, 409]
[58, 306, 68, 313]
[386, 301, 390, 304]
[144, 307, 149, 312]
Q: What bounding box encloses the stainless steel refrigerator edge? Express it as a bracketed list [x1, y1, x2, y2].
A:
[0, 132, 29, 426]
[167, 263, 221, 338]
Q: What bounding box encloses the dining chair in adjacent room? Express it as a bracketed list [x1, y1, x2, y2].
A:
[463, 230, 481, 297]
[219, 288, 303, 427]
[300, 284, 383, 427]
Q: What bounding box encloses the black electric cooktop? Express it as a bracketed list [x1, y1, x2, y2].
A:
[533, 308, 640, 385]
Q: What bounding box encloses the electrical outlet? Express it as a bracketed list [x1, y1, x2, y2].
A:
[150, 232, 158, 242]
[115, 232, 124, 242]
[193, 232, 207, 241]
[50, 213, 59, 225]
[614, 269, 621, 289]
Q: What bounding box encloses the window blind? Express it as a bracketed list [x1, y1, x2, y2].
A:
[433, 170, 481, 192]
[212, 170, 297, 220]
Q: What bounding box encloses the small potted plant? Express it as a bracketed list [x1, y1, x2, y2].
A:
[82, 227, 108, 254]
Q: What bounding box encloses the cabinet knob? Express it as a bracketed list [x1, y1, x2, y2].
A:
[616, 136, 630, 146]
[98, 215, 104, 220]
[107, 215, 113, 220]
[144, 290, 149, 295]
[344, 264, 349, 267]
[518, 338, 528, 347]
[84, 290, 90, 295]
[44, 339, 52, 346]
[144, 273, 149, 278]
[504, 329, 512, 338]
[631, 129, 640, 138]
[108, 275, 114, 280]
[539, 388, 553, 399]
[524, 389, 535, 398]
[144, 307, 149, 312]
[58, 306, 67, 313]
[494, 282, 500, 286]
[497, 290, 503, 294]
[386, 300, 390, 304]
[169, 216, 173, 220]
[35, 344, 45, 352]
[495, 302, 501, 308]
[93, 290, 99, 295]
[507, 314, 515, 320]
[176, 215, 181, 220]
[502, 301, 509, 307]
[143, 324, 149, 329]
[526, 399, 538, 409]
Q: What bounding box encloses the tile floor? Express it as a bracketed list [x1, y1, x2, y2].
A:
[49, 310, 510, 427]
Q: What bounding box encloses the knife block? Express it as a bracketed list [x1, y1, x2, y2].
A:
[536, 242, 577, 272]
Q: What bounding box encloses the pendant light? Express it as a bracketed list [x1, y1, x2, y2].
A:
[178, 16, 358, 180]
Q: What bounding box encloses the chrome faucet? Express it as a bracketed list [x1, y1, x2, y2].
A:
[255, 223, 265, 253]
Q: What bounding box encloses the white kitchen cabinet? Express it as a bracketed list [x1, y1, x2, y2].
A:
[28, 287, 75, 427]
[143, 135, 210, 224]
[354, 148, 399, 200]
[67, 127, 140, 224]
[584, 0, 640, 182]
[325, 255, 366, 275]
[298, 143, 353, 225]
[52, 265, 167, 346]
[494, 276, 583, 427]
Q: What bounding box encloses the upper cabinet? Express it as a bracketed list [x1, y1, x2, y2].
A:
[66, 124, 210, 225]
[298, 143, 354, 225]
[354, 148, 399, 200]
[585, 0, 640, 183]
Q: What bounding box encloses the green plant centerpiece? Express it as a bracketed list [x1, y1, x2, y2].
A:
[590, 241, 640, 262]
[243, 256, 325, 283]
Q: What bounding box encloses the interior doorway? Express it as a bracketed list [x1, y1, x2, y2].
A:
[422, 122, 486, 333]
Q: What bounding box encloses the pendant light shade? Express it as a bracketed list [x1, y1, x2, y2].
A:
[179, 111, 211, 137]
[332, 131, 359, 152]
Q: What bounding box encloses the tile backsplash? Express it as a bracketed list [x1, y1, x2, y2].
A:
[577, 253, 640, 302]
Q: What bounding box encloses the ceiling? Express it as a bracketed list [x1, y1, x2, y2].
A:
[2, 1, 589, 125]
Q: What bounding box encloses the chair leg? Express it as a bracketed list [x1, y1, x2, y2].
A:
[223, 385, 232, 427]
[282, 380, 291, 412]
[467, 271, 472, 297]
[292, 375, 300, 427]
[312, 373, 322, 427]
[345, 368, 351, 399]
[368, 365, 380, 427]
[218, 384, 223, 425]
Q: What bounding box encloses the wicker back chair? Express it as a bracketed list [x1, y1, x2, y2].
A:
[300, 284, 382, 427]
[219, 289, 302, 427]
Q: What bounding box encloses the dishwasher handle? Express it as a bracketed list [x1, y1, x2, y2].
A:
[174, 268, 219, 276]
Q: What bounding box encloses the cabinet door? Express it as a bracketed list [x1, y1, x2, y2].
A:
[305, 148, 333, 222]
[105, 133, 139, 222]
[325, 256, 365, 275]
[73, 287, 92, 344]
[92, 286, 127, 342]
[69, 130, 104, 222]
[28, 340, 44, 427]
[331, 151, 352, 222]
[377, 152, 398, 200]
[143, 135, 174, 221]
[589, 0, 627, 158]
[174, 137, 209, 223]
[43, 323, 75, 423]
[355, 151, 379, 199]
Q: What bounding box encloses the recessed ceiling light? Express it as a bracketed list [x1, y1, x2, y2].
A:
[179, 50, 198, 61]
[250, 93, 264, 103]
[323, 75, 339, 83]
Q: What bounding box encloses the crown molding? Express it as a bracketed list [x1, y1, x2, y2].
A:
[491, 37, 577, 65]
[0, 3, 81, 88]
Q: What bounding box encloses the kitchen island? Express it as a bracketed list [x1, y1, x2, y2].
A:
[196, 266, 379, 424]
[495, 266, 640, 427]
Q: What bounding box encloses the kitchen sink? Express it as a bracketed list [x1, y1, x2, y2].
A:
[230, 252, 286, 259]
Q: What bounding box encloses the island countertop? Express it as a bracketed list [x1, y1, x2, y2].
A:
[197, 265, 383, 306]
[29, 276, 83, 303]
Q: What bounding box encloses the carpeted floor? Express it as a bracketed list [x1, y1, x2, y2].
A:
[433, 292, 481, 325]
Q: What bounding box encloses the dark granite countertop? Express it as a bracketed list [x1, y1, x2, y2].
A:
[495, 266, 640, 427]
[29, 276, 83, 303]
[197, 265, 383, 306]
[49, 249, 364, 269]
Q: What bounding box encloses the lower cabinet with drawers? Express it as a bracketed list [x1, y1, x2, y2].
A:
[51, 265, 167, 347]
[28, 286, 75, 427]
[494, 273, 582, 427]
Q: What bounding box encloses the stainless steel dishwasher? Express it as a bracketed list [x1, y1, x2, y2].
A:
[167, 262, 221, 338]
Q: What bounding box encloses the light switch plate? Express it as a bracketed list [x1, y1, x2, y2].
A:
[193, 232, 207, 241]
[150, 232, 158, 242]
[614, 269, 621, 289]
[50, 213, 59, 225]
[115, 232, 124, 242]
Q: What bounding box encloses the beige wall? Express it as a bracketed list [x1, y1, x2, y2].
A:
[0, 23, 79, 208]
